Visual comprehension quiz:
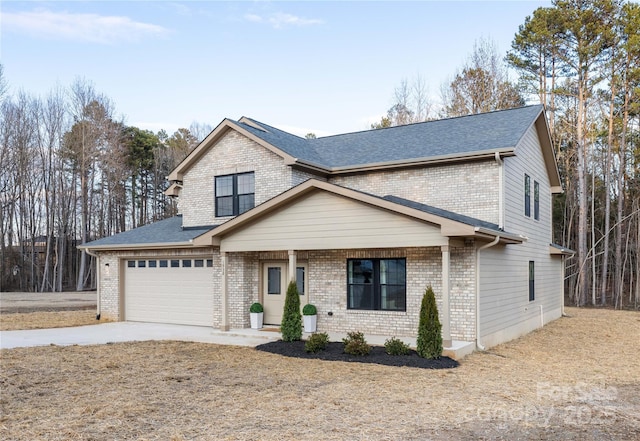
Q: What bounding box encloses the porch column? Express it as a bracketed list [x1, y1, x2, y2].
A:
[441, 244, 452, 347]
[220, 251, 230, 331]
[288, 250, 297, 283]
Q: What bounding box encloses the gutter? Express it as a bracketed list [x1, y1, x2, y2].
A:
[476, 236, 500, 350]
[84, 248, 101, 320]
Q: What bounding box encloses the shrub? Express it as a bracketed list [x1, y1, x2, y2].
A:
[342, 331, 371, 356]
[280, 281, 302, 341]
[249, 302, 263, 313]
[416, 286, 443, 359]
[384, 337, 411, 356]
[302, 304, 317, 315]
[304, 332, 329, 353]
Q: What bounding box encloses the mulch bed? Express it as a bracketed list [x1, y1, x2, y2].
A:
[256, 340, 459, 369]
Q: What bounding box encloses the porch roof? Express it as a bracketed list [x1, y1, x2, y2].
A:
[193, 179, 524, 250]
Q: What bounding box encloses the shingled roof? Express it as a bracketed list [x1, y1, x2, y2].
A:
[79, 216, 215, 249]
[236, 105, 544, 169]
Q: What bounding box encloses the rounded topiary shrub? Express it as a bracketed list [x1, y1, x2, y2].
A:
[342, 331, 371, 356]
[302, 304, 317, 315]
[416, 286, 443, 359]
[304, 332, 329, 353]
[250, 302, 263, 313]
[280, 281, 302, 341]
[384, 337, 411, 356]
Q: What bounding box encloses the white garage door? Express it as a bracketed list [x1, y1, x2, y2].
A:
[124, 257, 214, 326]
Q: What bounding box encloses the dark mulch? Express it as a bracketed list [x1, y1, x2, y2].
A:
[256, 340, 459, 369]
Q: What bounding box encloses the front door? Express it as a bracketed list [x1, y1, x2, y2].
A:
[262, 262, 308, 325]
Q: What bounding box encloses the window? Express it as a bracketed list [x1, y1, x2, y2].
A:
[296, 266, 305, 296]
[137, 260, 146, 268]
[159, 260, 168, 268]
[127, 260, 135, 268]
[206, 259, 213, 267]
[347, 259, 406, 311]
[194, 259, 204, 268]
[148, 260, 157, 268]
[529, 261, 535, 301]
[524, 174, 531, 217]
[182, 259, 192, 268]
[267, 267, 281, 294]
[534, 181, 540, 220]
[170, 260, 180, 268]
[215, 172, 255, 217]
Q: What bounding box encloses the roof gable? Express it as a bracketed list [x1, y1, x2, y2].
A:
[192, 180, 524, 247]
[167, 105, 561, 188]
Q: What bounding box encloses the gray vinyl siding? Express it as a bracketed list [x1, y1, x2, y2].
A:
[479, 125, 562, 340]
[220, 191, 448, 252]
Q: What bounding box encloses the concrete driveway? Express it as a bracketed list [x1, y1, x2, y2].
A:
[0, 322, 279, 349]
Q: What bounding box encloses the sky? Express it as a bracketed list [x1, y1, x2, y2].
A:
[1, 0, 552, 137]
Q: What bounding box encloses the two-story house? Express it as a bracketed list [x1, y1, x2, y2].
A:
[80, 105, 571, 357]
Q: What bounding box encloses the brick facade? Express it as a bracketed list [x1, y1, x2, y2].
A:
[179, 131, 322, 227]
[329, 161, 500, 225]
[219, 247, 477, 340]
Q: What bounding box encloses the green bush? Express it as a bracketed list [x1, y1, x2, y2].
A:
[302, 304, 317, 315]
[249, 302, 263, 313]
[280, 281, 302, 341]
[304, 332, 329, 353]
[384, 337, 411, 356]
[416, 286, 443, 359]
[342, 331, 371, 356]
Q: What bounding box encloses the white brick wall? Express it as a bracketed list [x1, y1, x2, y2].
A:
[211, 247, 476, 341]
[179, 131, 322, 227]
[329, 161, 500, 225]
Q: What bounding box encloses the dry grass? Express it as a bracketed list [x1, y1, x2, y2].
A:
[1, 307, 639, 440]
[0, 310, 110, 331]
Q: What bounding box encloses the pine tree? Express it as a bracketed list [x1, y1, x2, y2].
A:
[416, 286, 443, 359]
[280, 280, 302, 341]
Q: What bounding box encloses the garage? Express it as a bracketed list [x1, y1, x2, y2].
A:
[124, 257, 214, 326]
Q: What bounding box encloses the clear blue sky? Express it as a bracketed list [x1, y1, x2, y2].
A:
[1, 1, 551, 137]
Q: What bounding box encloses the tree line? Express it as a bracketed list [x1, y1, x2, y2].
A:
[0, 70, 209, 292]
[375, 0, 639, 309]
[2, 0, 639, 311]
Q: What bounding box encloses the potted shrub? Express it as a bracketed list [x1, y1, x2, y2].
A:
[249, 302, 264, 329]
[302, 304, 317, 333]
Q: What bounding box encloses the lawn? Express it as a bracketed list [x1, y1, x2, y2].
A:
[1, 307, 639, 440]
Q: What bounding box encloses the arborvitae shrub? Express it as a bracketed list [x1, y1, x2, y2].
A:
[280, 280, 302, 341]
[384, 337, 411, 355]
[304, 332, 329, 353]
[416, 286, 443, 359]
[342, 331, 371, 356]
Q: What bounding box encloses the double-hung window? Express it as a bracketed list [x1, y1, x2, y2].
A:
[529, 261, 535, 302]
[534, 181, 540, 220]
[347, 258, 406, 311]
[524, 174, 531, 217]
[215, 172, 255, 217]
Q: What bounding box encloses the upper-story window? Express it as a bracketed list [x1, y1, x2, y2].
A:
[534, 181, 540, 220]
[524, 174, 531, 217]
[215, 172, 255, 217]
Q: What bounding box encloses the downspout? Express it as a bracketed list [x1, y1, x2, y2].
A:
[85, 248, 101, 320]
[495, 152, 504, 229]
[476, 236, 500, 351]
